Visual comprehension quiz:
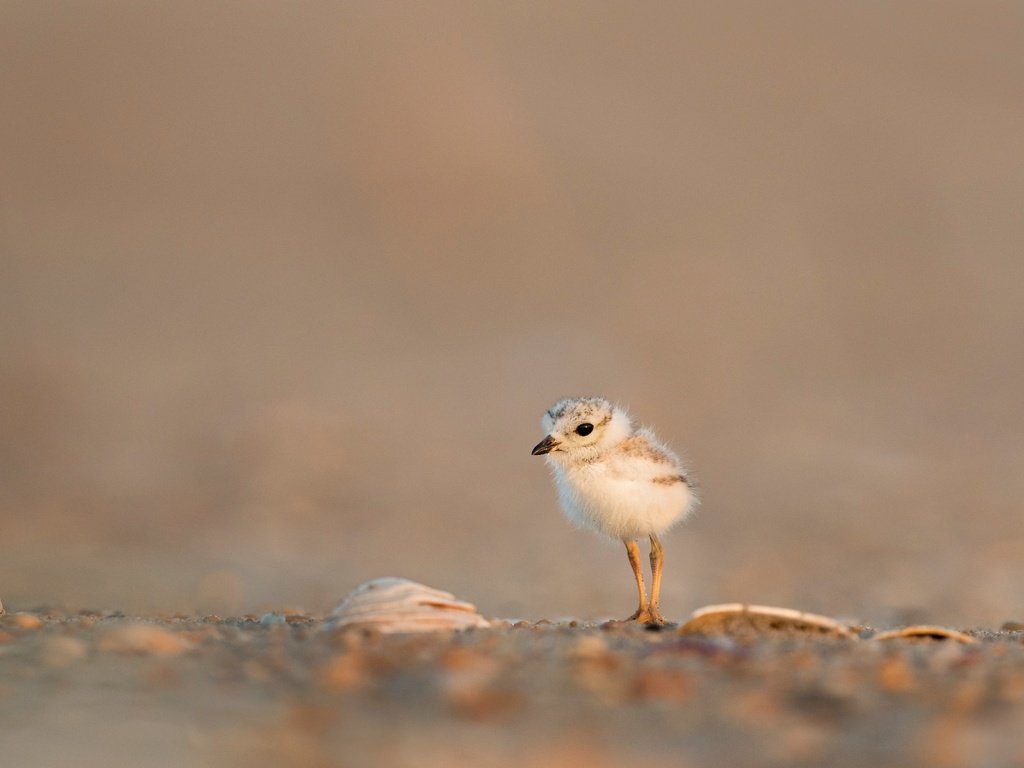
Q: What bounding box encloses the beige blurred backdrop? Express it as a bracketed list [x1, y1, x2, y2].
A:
[2, 1, 1022, 626]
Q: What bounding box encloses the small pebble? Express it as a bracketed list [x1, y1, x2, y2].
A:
[12, 613, 44, 630]
[569, 635, 610, 660]
[878, 654, 916, 692]
[319, 653, 367, 691]
[40, 636, 88, 668]
[633, 668, 693, 702]
[98, 623, 192, 656]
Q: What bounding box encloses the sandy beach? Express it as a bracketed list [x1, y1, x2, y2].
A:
[3, 3, 1023, 766]
[3, 606, 1024, 768]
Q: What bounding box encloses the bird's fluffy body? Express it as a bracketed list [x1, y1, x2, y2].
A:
[535, 397, 697, 541]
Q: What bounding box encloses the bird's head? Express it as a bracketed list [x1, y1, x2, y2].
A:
[531, 397, 632, 462]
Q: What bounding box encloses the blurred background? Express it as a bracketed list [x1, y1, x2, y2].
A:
[2, 0, 1022, 627]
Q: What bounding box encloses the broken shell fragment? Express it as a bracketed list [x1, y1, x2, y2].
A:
[873, 625, 976, 644]
[325, 577, 491, 634]
[679, 603, 855, 639]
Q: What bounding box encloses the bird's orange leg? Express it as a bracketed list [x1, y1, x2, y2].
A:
[647, 533, 666, 625]
[624, 539, 653, 623]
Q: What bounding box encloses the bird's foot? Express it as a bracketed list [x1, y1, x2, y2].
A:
[626, 607, 666, 626]
[647, 604, 667, 626]
[626, 605, 647, 622]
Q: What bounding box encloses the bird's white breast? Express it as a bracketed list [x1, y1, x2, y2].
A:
[550, 458, 694, 541]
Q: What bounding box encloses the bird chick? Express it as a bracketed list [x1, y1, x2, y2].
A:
[531, 397, 697, 625]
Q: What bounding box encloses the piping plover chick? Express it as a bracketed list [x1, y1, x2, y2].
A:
[531, 397, 697, 625]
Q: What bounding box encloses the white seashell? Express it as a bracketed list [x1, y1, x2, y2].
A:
[679, 603, 855, 638]
[873, 625, 976, 643]
[326, 577, 490, 634]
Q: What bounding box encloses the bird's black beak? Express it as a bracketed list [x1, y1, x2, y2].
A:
[531, 434, 560, 455]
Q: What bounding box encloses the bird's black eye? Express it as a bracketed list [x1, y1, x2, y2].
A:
[575, 422, 594, 436]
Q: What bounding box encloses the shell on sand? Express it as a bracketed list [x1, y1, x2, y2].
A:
[326, 577, 490, 634]
[873, 625, 976, 644]
[0, 596, 4, 616]
[679, 603, 855, 638]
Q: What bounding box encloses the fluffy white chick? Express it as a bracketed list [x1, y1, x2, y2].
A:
[532, 397, 697, 624]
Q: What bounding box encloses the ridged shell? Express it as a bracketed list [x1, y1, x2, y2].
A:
[326, 577, 490, 634]
[679, 603, 855, 638]
[873, 625, 976, 643]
